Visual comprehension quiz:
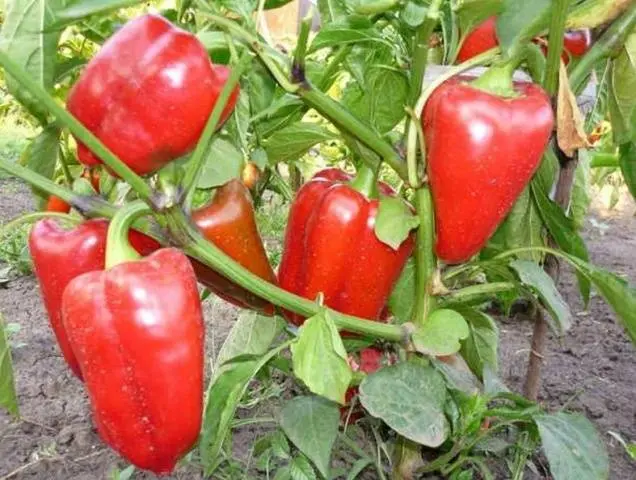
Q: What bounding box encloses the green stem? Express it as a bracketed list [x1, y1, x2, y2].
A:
[105, 201, 150, 268]
[441, 282, 517, 304]
[570, 2, 636, 92]
[354, 0, 399, 15]
[167, 207, 407, 342]
[182, 52, 252, 205]
[293, 10, 312, 75]
[0, 53, 152, 203]
[0, 157, 116, 218]
[413, 187, 437, 325]
[543, 0, 569, 96]
[591, 152, 620, 168]
[471, 61, 517, 98]
[58, 146, 73, 185]
[299, 87, 407, 179]
[318, 47, 351, 91]
[349, 163, 379, 199]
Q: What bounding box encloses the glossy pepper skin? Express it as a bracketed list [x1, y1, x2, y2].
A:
[62, 248, 204, 474]
[422, 77, 553, 263]
[29, 219, 160, 378]
[67, 14, 239, 176]
[278, 170, 414, 326]
[45, 195, 71, 213]
[191, 179, 276, 313]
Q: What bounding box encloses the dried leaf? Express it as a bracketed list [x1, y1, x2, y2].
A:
[557, 62, 589, 157]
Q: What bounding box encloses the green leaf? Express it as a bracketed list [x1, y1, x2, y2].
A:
[496, 0, 552, 59]
[608, 32, 636, 145]
[412, 309, 470, 356]
[263, 123, 337, 165]
[510, 260, 572, 335]
[455, 0, 503, 37]
[374, 196, 419, 250]
[359, 362, 449, 447]
[290, 455, 317, 480]
[0, 0, 69, 123]
[535, 412, 608, 480]
[23, 125, 61, 207]
[388, 258, 415, 324]
[432, 358, 481, 395]
[318, 0, 350, 23]
[535, 149, 559, 195]
[265, 0, 295, 10]
[0, 313, 19, 417]
[342, 66, 409, 134]
[401, 1, 428, 28]
[619, 141, 636, 201]
[54, 0, 145, 23]
[200, 343, 289, 475]
[280, 396, 339, 478]
[571, 151, 592, 230]
[483, 186, 544, 262]
[530, 179, 591, 303]
[197, 138, 244, 189]
[310, 17, 390, 52]
[291, 311, 352, 404]
[607, 431, 636, 460]
[214, 311, 285, 374]
[457, 307, 499, 378]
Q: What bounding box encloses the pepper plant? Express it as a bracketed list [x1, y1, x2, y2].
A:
[1, 0, 636, 478]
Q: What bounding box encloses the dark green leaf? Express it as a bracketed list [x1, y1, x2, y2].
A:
[457, 307, 499, 378]
[496, 0, 552, 59]
[510, 260, 572, 335]
[530, 179, 591, 303]
[263, 123, 337, 165]
[619, 141, 636, 200]
[359, 362, 449, 447]
[197, 138, 243, 189]
[200, 344, 288, 475]
[412, 309, 469, 356]
[24, 125, 61, 207]
[310, 17, 390, 52]
[455, 0, 503, 37]
[0, 0, 69, 123]
[54, 0, 144, 23]
[535, 412, 608, 480]
[388, 258, 415, 324]
[432, 358, 481, 395]
[54, 57, 87, 83]
[280, 396, 339, 478]
[534, 149, 559, 195]
[374, 196, 419, 250]
[0, 313, 19, 417]
[265, 0, 295, 10]
[608, 32, 636, 145]
[291, 311, 352, 404]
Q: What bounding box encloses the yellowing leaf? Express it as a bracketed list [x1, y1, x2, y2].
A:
[557, 63, 590, 157]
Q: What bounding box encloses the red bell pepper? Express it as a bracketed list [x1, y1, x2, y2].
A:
[191, 179, 277, 313]
[67, 14, 239, 176]
[29, 219, 160, 378]
[62, 247, 204, 473]
[278, 167, 414, 326]
[422, 75, 553, 263]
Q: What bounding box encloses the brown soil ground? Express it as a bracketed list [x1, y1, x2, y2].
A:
[0, 178, 634, 479]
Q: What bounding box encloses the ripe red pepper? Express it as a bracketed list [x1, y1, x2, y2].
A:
[538, 29, 592, 65]
[45, 195, 71, 213]
[422, 76, 553, 263]
[29, 219, 160, 378]
[191, 179, 277, 313]
[62, 248, 204, 473]
[67, 14, 239, 176]
[278, 167, 414, 326]
[342, 347, 387, 423]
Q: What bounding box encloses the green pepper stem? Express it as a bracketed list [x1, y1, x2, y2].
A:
[349, 163, 379, 199]
[471, 61, 517, 98]
[293, 9, 312, 75]
[166, 207, 406, 342]
[413, 187, 437, 325]
[182, 52, 253, 206]
[543, 0, 570, 96]
[569, 2, 636, 93]
[105, 200, 151, 268]
[0, 52, 153, 203]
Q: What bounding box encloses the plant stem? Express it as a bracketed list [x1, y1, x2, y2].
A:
[293, 9, 312, 75]
[569, 2, 636, 92]
[441, 282, 517, 304]
[413, 187, 437, 325]
[182, 52, 252, 205]
[0, 157, 116, 218]
[105, 201, 150, 268]
[166, 207, 407, 342]
[543, 0, 570, 95]
[349, 163, 379, 199]
[0, 53, 152, 203]
[590, 152, 620, 168]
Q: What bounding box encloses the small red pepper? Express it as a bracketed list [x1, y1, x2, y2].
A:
[44, 195, 71, 213]
[191, 179, 277, 313]
[62, 247, 204, 473]
[67, 14, 239, 176]
[342, 347, 387, 423]
[422, 75, 553, 263]
[278, 167, 414, 326]
[29, 219, 160, 378]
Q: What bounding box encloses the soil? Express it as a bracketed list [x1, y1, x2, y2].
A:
[0, 177, 635, 479]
